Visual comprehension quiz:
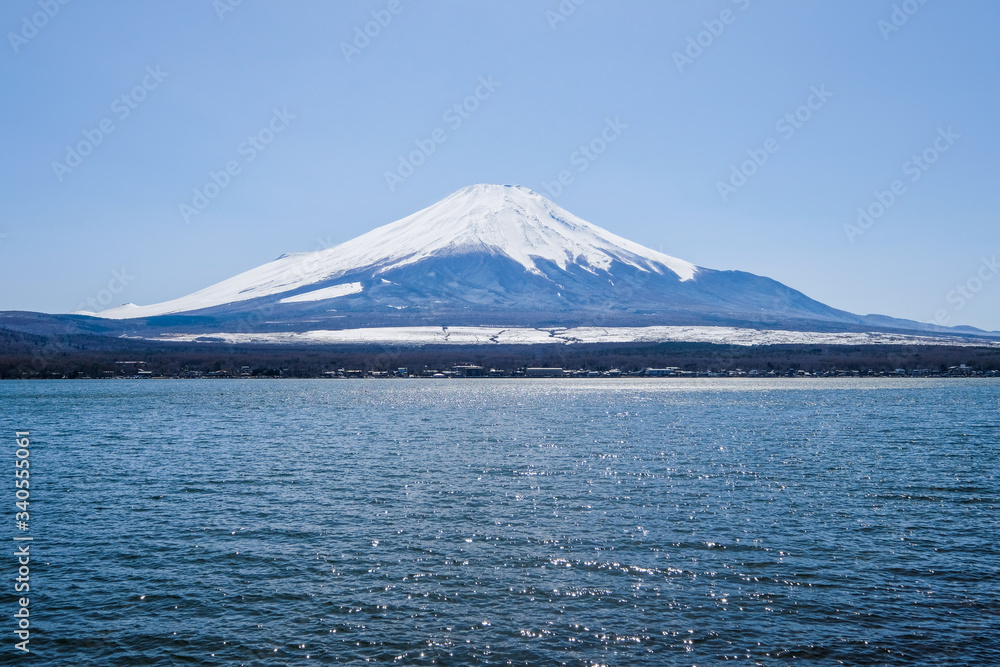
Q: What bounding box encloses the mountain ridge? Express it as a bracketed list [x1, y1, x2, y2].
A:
[84, 184, 699, 320]
[52, 183, 997, 341]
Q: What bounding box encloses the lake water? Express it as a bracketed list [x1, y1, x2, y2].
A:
[2, 379, 998, 665]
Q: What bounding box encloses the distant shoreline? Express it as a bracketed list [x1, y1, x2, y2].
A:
[5, 374, 998, 381]
[3, 336, 999, 380]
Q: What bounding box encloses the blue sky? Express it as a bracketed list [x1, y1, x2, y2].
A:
[2, 0, 998, 330]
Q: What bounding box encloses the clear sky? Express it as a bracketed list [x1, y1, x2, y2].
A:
[2, 0, 998, 330]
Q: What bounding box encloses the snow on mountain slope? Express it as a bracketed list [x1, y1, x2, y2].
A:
[144, 326, 1000, 348]
[278, 282, 363, 303]
[335, 184, 698, 280]
[81, 184, 697, 319]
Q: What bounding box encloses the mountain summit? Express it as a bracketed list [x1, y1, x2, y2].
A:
[91, 184, 701, 320]
[355, 183, 698, 281]
[75, 184, 965, 337]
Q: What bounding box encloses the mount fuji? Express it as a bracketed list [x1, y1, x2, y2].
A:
[55, 183, 992, 345]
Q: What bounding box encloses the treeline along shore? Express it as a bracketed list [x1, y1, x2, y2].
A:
[2, 327, 999, 379]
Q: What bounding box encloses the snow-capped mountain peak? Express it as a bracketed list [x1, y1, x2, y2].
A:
[329, 184, 696, 279]
[84, 184, 697, 319]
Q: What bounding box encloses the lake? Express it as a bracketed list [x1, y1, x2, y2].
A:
[2, 378, 998, 664]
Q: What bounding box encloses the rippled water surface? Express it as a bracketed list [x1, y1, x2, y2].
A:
[2, 378, 998, 665]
